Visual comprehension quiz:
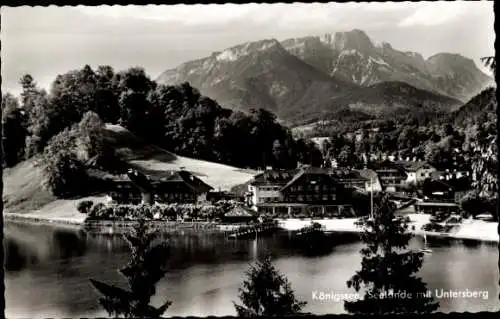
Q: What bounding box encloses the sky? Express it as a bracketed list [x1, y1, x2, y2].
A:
[1, 1, 495, 96]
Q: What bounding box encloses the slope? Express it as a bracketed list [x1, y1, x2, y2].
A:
[288, 81, 463, 124]
[3, 124, 259, 220]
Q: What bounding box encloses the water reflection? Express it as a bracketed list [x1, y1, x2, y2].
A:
[4, 221, 500, 317]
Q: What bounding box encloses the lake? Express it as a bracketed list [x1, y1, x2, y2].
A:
[4, 221, 500, 317]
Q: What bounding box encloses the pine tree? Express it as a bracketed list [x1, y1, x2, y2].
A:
[345, 194, 439, 315]
[234, 255, 307, 317]
[90, 219, 172, 318]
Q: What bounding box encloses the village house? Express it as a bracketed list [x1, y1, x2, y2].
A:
[152, 170, 214, 204]
[247, 166, 354, 218]
[395, 160, 436, 185]
[369, 159, 408, 192]
[415, 179, 460, 215]
[92, 169, 214, 205]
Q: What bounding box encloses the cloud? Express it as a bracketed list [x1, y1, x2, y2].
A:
[398, 1, 489, 27]
[75, 3, 367, 29]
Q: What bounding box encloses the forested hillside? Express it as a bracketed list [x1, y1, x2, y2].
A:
[2, 65, 322, 200]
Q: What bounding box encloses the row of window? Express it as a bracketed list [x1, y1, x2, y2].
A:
[259, 184, 337, 192]
[286, 194, 336, 202]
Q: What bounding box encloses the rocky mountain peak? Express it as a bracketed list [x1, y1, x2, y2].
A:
[331, 29, 375, 52]
[213, 38, 283, 62]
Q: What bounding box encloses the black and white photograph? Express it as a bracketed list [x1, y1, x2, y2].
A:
[1, 1, 498, 317]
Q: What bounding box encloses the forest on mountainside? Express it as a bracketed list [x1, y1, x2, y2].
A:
[1, 65, 322, 197]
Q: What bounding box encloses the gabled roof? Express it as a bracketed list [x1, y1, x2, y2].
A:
[153, 170, 213, 193]
[281, 166, 337, 191]
[250, 169, 300, 186]
[224, 205, 257, 218]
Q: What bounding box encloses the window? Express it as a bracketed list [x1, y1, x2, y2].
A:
[322, 195, 328, 201]
[315, 185, 320, 191]
[298, 195, 304, 202]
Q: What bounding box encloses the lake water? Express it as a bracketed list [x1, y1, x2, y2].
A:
[4, 221, 500, 317]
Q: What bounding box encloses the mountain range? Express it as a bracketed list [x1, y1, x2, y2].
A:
[157, 29, 493, 125]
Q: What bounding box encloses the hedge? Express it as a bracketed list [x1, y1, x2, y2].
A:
[81, 200, 240, 221]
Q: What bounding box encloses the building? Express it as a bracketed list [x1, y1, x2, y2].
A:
[222, 205, 259, 224]
[355, 169, 383, 192]
[152, 170, 214, 204]
[91, 168, 213, 205]
[395, 160, 436, 185]
[369, 160, 408, 192]
[248, 166, 353, 217]
[415, 179, 460, 215]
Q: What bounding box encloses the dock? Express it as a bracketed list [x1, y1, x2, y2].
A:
[225, 221, 279, 239]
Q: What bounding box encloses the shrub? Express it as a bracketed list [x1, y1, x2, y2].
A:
[77, 200, 94, 215]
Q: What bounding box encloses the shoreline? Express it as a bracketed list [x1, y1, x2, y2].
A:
[4, 212, 499, 243]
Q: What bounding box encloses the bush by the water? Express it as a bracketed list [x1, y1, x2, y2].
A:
[81, 201, 227, 221]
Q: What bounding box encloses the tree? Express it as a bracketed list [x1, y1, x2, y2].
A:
[234, 255, 306, 316]
[116, 67, 156, 137]
[19, 74, 39, 112]
[345, 194, 439, 315]
[2, 93, 27, 167]
[42, 148, 87, 197]
[90, 219, 172, 318]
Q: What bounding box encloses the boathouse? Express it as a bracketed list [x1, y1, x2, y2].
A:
[222, 205, 259, 224]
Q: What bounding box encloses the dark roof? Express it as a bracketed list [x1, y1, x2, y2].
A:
[394, 160, 434, 172]
[87, 168, 213, 193]
[281, 166, 337, 191]
[224, 206, 257, 218]
[250, 169, 300, 186]
[152, 170, 213, 193]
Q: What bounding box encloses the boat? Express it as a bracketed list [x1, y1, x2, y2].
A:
[419, 232, 433, 254]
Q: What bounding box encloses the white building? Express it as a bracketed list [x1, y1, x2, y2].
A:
[395, 160, 436, 185]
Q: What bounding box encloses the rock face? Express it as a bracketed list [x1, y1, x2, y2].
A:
[157, 38, 356, 121]
[157, 29, 493, 124]
[280, 30, 493, 101]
